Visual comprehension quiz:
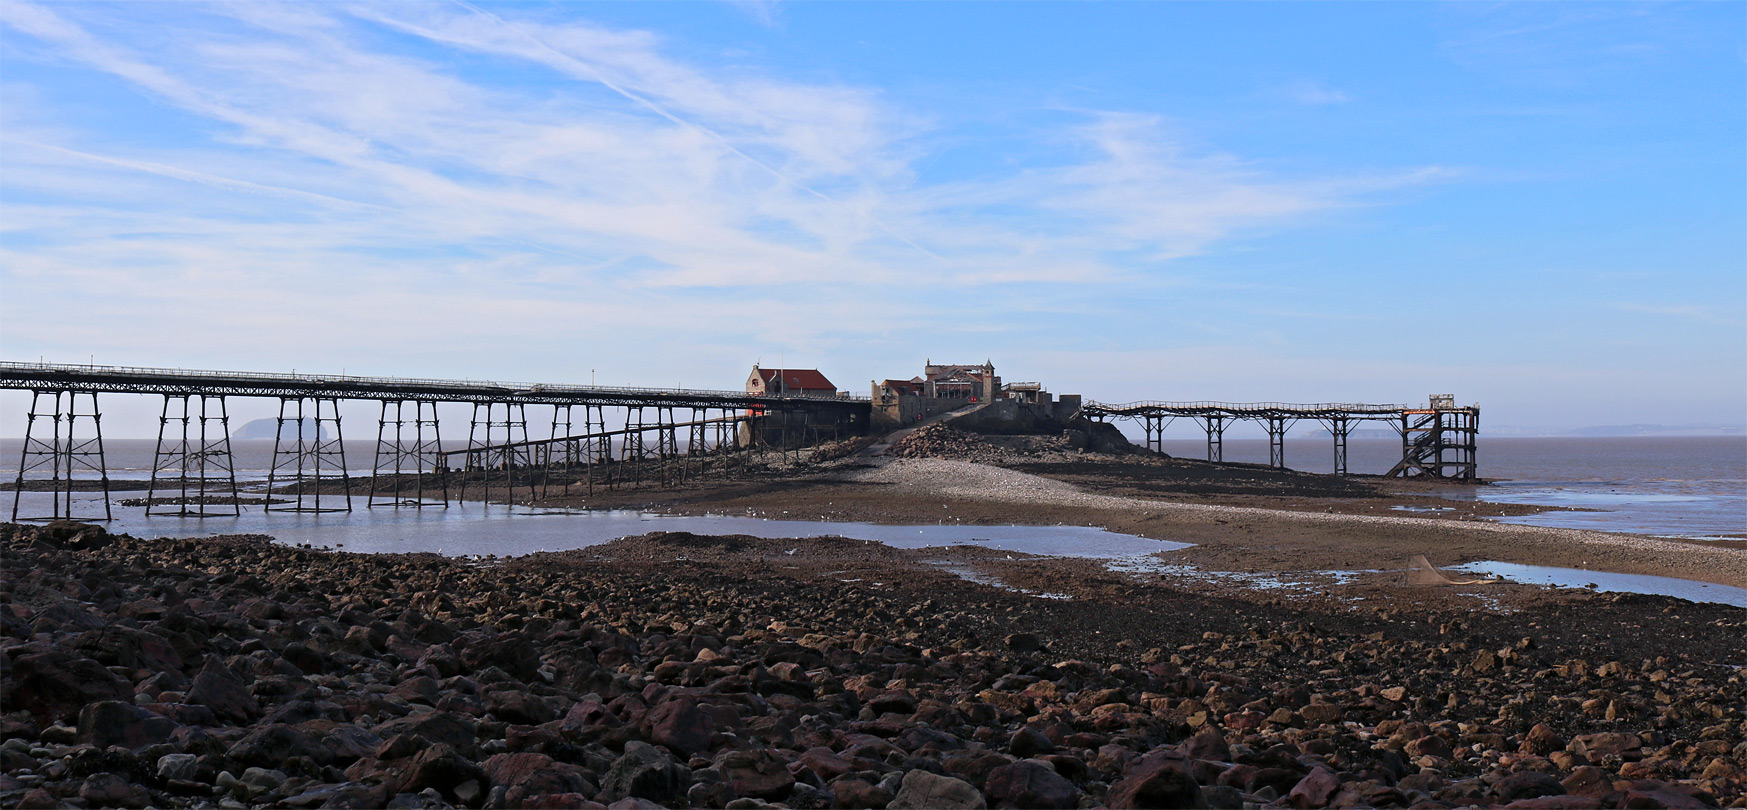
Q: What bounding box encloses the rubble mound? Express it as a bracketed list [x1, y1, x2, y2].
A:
[886, 424, 998, 460]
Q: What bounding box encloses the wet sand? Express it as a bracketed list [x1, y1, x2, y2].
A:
[540, 454, 1747, 592]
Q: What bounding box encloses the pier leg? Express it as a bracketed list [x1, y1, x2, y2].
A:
[1267, 416, 1293, 469]
[1324, 416, 1352, 476]
[10, 390, 112, 522]
[1203, 415, 1226, 463]
[148, 395, 239, 517]
[267, 397, 350, 513]
[371, 401, 445, 508]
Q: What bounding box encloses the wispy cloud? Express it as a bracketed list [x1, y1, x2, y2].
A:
[1, 0, 1446, 371]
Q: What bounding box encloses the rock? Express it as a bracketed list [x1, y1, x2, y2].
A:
[945, 750, 1017, 789]
[280, 782, 392, 809]
[157, 752, 199, 781]
[297, 720, 382, 763]
[830, 777, 892, 809]
[1004, 633, 1044, 653]
[1405, 734, 1451, 759]
[603, 799, 665, 810]
[280, 642, 326, 675]
[480, 752, 596, 798]
[262, 699, 346, 725]
[1567, 732, 1642, 762]
[227, 723, 336, 768]
[78, 772, 144, 807]
[1181, 729, 1229, 762]
[1621, 784, 1709, 809]
[487, 689, 556, 725]
[187, 656, 258, 723]
[1298, 703, 1341, 725]
[372, 711, 478, 751]
[717, 747, 795, 802]
[888, 768, 987, 809]
[599, 741, 688, 803]
[867, 690, 918, 716]
[77, 700, 181, 750]
[1107, 752, 1207, 809]
[1521, 723, 1565, 756]
[983, 759, 1081, 809]
[1501, 797, 1602, 809]
[1495, 771, 1566, 802]
[648, 698, 715, 756]
[38, 520, 114, 551]
[70, 626, 184, 674]
[1008, 727, 1054, 758]
[387, 742, 487, 798]
[1287, 767, 1339, 809]
[8, 652, 132, 723]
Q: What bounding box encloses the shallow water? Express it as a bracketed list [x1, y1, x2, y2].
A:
[1453, 561, 1747, 608]
[7, 488, 1188, 560]
[11, 486, 1743, 608]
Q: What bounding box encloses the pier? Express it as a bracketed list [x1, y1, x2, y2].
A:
[2, 362, 867, 521]
[5, 362, 1477, 522]
[1080, 396, 1479, 479]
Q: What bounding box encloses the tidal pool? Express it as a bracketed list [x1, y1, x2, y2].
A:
[8, 489, 1187, 560]
[1453, 561, 1747, 608]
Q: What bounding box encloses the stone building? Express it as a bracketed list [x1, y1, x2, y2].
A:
[921, 360, 999, 402]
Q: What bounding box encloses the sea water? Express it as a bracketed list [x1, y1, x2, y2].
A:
[5, 435, 1743, 540]
[1155, 435, 1745, 540]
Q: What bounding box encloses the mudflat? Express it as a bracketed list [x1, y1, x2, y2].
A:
[545, 448, 1747, 591]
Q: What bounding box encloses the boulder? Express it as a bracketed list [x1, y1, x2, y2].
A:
[1008, 727, 1054, 758]
[187, 656, 258, 723]
[77, 772, 144, 807]
[983, 759, 1080, 809]
[69, 626, 183, 675]
[648, 698, 715, 756]
[481, 752, 595, 798]
[829, 777, 892, 809]
[487, 689, 556, 725]
[1520, 723, 1565, 756]
[1494, 771, 1566, 803]
[8, 652, 132, 723]
[888, 769, 986, 810]
[77, 701, 182, 750]
[716, 747, 795, 802]
[599, 741, 688, 803]
[372, 711, 478, 751]
[1567, 732, 1643, 762]
[1181, 729, 1230, 763]
[1287, 767, 1338, 809]
[384, 743, 487, 798]
[1107, 753, 1207, 809]
[227, 723, 336, 767]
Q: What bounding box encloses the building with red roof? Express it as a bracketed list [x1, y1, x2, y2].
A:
[747, 365, 838, 398]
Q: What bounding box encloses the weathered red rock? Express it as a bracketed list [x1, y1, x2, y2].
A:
[984, 759, 1081, 809]
[1107, 752, 1207, 809]
[8, 651, 132, 723]
[1287, 766, 1339, 809]
[716, 747, 795, 801]
[647, 698, 714, 756]
[187, 656, 258, 723]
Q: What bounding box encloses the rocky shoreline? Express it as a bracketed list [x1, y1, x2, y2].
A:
[3, 521, 1743, 809]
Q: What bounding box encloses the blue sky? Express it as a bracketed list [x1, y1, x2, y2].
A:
[1, 1, 1743, 436]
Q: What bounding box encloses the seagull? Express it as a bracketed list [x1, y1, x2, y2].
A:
[784, 548, 798, 556]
